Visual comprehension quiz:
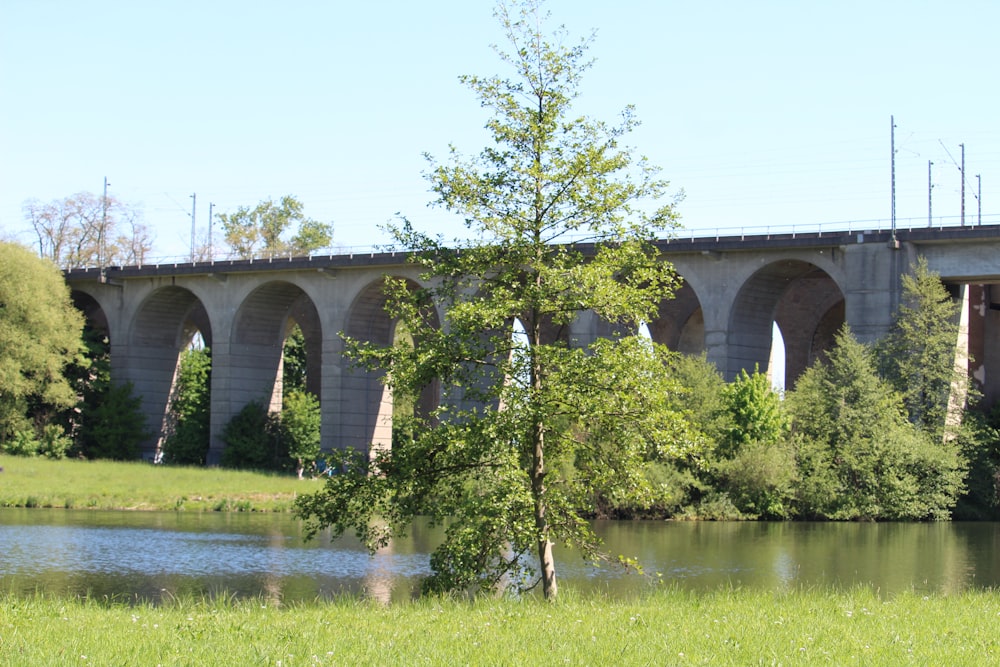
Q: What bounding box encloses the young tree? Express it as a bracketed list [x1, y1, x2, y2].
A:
[78, 381, 150, 460]
[0, 242, 84, 444]
[281, 389, 322, 479]
[162, 347, 212, 465]
[218, 195, 332, 259]
[877, 257, 968, 439]
[295, 0, 691, 600]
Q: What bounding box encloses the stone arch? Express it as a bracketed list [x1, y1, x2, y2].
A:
[70, 290, 110, 342]
[647, 278, 705, 354]
[126, 286, 212, 459]
[729, 260, 845, 385]
[228, 280, 323, 415]
[342, 277, 440, 458]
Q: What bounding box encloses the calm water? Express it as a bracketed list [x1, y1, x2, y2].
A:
[1, 509, 998, 603]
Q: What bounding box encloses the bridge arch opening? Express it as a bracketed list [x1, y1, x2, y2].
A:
[228, 280, 323, 449]
[343, 278, 440, 460]
[729, 260, 845, 389]
[647, 280, 705, 355]
[127, 286, 213, 460]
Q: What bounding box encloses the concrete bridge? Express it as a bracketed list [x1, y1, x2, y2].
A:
[65, 224, 1000, 463]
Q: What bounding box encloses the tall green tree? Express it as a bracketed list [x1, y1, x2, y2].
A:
[0, 242, 84, 444]
[295, 0, 691, 600]
[877, 257, 968, 439]
[788, 326, 964, 520]
[162, 347, 212, 465]
[282, 389, 322, 479]
[218, 195, 332, 259]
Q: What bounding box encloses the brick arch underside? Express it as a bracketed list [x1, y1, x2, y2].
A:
[729, 261, 844, 382]
[647, 281, 704, 354]
[774, 273, 845, 389]
[230, 282, 322, 413]
[128, 286, 213, 458]
[342, 279, 439, 456]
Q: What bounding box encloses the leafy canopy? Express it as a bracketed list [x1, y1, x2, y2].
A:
[295, 0, 693, 600]
[218, 195, 332, 260]
[0, 242, 85, 443]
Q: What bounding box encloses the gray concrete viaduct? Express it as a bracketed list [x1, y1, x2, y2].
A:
[65, 225, 1000, 463]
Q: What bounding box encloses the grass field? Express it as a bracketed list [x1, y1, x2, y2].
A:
[2, 587, 998, 665]
[0, 454, 317, 512]
[2, 455, 999, 665]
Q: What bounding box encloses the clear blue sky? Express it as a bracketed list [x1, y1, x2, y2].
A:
[2, 1, 998, 259]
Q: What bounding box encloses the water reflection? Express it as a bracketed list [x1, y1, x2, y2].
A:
[1, 509, 997, 603]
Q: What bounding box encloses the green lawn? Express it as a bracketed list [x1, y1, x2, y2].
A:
[2, 587, 998, 665]
[0, 454, 317, 512]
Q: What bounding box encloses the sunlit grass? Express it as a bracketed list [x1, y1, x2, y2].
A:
[1, 587, 998, 665]
[0, 454, 318, 512]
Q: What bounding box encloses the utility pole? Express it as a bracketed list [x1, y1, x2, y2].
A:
[960, 143, 965, 226]
[976, 174, 982, 226]
[100, 177, 110, 277]
[208, 202, 215, 260]
[190, 193, 197, 262]
[890, 116, 897, 241]
[928, 160, 933, 227]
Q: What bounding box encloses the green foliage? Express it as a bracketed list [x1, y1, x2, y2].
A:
[0, 242, 85, 444]
[282, 324, 308, 393]
[877, 257, 967, 438]
[218, 195, 332, 259]
[953, 404, 1000, 519]
[162, 347, 212, 465]
[78, 382, 150, 460]
[720, 366, 787, 455]
[787, 327, 964, 520]
[220, 401, 285, 470]
[281, 389, 322, 477]
[296, 0, 689, 600]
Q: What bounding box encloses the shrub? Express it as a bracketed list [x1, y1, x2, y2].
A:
[220, 401, 284, 470]
[78, 382, 150, 460]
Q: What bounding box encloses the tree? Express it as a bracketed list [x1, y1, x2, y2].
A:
[22, 192, 152, 269]
[281, 389, 322, 479]
[78, 381, 149, 460]
[162, 347, 212, 465]
[295, 0, 691, 600]
[218, 195, 332, 259]
[877, 257, 968, 439]
[712, 366, 794, 519]
[719, 366, 787, 457]
[787, 326, 964, 520]
[0, 242, 85, 444]
[220, 401, 284, 470]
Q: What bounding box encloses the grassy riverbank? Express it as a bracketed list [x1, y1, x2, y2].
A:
[0, 454, 315, 512]
[2, 587, 998, 665]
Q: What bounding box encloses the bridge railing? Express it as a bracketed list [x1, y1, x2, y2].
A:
[70, 212, 1000, 272]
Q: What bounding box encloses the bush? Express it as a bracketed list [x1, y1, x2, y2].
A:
[714, 439, 796, 519]
[220, 401, 284, 470]
[78, 382, 150, 460]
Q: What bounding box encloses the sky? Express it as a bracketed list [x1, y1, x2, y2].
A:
[2, 1, 998, 261]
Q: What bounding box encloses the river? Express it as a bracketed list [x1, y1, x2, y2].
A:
[1, 509, 997, 603]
